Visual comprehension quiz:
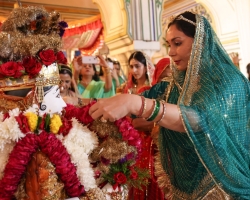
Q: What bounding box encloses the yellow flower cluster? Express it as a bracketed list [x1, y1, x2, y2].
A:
[50, 114, 63, 134]
[25, 112, 38, 132]
[24, 112, 63, 134]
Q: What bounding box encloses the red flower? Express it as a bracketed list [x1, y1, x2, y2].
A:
[130, 168, 138, 180]
[115, 118, 142, 152]
[59, 117, 72, 136]
[78, 105, 94, 125]
[57, 51, 67, 64]
[114, 172, 127, 185]
[0, 61, 24, 78]
[94, 170, 101, 179]
[22, 56, 42, 78]
[39, 49, 56, 66]
[15, 113, 30, 134]
[64, 103, 94, 125]
[3, 113, 9, 120]
[64, 104, 81, 120]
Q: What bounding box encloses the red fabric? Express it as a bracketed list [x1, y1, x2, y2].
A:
[152, 58, 170, 85]
[122, 73, 151, 94]
[123, 83, 164, 200]
[62, 18, 103, 54]
[128, 132, 164, 200]
[79, 29, 104, 55]
[63, 19, 103, 37]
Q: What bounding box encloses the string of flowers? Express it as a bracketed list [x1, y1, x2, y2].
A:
[0, 104, 97, 199]
[0, 102, 148, 199]
[64, 103, 142, 153]
[0, 132, 85, 198]
[57, 118, 99, 191]
[63, 102, 148, 191]
[0, 134, 37, 199]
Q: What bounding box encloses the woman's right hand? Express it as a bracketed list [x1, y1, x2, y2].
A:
[89, 94, 142, 122]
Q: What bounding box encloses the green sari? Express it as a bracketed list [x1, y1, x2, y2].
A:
[77, 80, 115, 98]
[143, 14, 250, 199]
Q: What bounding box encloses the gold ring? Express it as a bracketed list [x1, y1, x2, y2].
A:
[100, 116, 107, 123]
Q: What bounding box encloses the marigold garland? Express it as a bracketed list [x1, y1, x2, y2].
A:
[25, 112, 38, 132]
[50, 114, 62, 134]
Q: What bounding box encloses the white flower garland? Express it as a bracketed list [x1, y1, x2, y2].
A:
[57, 118, 99, 191]
[0, 116, 25, 151]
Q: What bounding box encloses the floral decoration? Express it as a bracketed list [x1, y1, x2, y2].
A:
[0, 49, 67, 79]
[0, 61, 24, 79]
[0, 102, 149, 199]
[0, 105, 97, 199]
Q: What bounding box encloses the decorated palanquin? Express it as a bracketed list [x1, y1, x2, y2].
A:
[0, 5, 148, 200]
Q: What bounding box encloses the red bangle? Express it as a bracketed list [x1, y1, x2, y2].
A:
[137, 96, 145, 117]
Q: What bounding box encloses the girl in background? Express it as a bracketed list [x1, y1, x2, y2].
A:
[117, 51, 154, 95]
[73, 55, 115, 99]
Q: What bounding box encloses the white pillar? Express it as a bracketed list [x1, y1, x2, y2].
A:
[234, 0, 250, 77]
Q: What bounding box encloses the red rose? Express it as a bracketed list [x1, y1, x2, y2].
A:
[114, 172, 127, 185]
[23, 56, 42, 78]
[130, 169, 138, 180]
[0, 61, 24, 78]
[57, 51, 67, 64]
[39, 49, 56, 66]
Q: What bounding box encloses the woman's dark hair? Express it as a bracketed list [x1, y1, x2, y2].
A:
[168, 11, 196, 38]
[79, 64, 100, 82]
[59, 64, 73, 77]
[247, 63, 250, 80]
[128, 51, 148, 84]
[113, 60, 121, 69]
[99, 65, 104, 76]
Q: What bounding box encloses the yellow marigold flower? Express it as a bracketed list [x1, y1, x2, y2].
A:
[25, 112, 38, 132]
[50, 114, 62, 134]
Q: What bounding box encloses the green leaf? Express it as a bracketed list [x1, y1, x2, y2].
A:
[45, 114, 51, 132]
[35, 116, 43, 134]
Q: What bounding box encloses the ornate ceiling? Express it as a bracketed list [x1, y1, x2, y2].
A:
[0, 0, 100, 23]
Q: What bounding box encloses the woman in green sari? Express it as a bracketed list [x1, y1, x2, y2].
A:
[89, 11, 250, 199]
[73, 55, 115, 98]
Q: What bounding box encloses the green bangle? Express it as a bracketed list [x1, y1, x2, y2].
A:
[147, 100, 161, 121]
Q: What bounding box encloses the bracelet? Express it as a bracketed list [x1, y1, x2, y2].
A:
[78, 97, 83, 107]
[156, 101, 166, 124]
[146, 100, 161, 121]
[103, 68, 111, 75]
[145, 100, 156, 120]
[137, 96, 146, 117]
